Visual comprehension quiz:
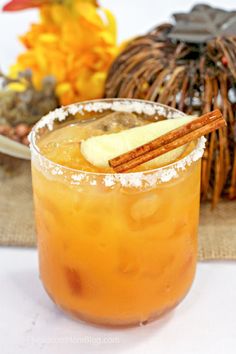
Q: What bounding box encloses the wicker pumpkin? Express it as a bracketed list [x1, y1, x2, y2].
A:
[105, 5, 236, 206]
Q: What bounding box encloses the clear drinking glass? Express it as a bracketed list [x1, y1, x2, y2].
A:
[29, 99, 205, 327]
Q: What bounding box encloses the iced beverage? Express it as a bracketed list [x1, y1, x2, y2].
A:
[30, 99, 205, 326]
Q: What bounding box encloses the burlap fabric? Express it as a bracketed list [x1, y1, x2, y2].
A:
[0, 155, 35, 247]
[0, 155, 236, 260]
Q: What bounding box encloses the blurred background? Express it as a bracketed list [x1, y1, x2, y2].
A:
[0, 0, 235, 71]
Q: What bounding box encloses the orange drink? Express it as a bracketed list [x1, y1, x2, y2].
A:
[29, 99, 206, 326]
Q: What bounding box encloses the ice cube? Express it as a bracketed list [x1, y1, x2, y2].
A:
[118, 247, 139, 275]
[87, 111, 145, 133]
[130, 194, 160, 222]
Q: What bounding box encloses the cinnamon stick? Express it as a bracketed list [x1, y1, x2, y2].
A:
[109, 110, 226, 173]
[110, 110, 222, 168]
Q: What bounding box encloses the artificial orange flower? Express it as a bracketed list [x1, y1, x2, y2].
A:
[5, 0, 117, 105]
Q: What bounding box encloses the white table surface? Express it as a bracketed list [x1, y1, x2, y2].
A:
[1, 0, 236, 353]
[1, 247, 236, 354]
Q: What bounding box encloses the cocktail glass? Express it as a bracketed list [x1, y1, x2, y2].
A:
[29, 99, 205, 327]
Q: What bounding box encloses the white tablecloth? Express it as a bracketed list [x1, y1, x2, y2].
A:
[1, 248, 236, 354]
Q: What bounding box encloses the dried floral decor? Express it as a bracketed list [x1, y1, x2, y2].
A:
[105, 5, 236, 205]
[0, 70, 58, 144]
[3, 0, 117, 105]
[0, 0, 117, 145]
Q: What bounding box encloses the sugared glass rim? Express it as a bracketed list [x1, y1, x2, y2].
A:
[29, 99, 206, 187]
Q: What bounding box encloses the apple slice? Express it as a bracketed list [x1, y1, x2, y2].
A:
[80, 116, 194, 169]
